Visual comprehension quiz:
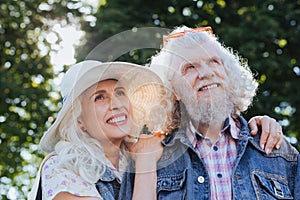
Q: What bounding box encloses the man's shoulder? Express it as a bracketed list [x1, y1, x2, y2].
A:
[248, 130, 299, 161]
[158, 128, 190, 166]
[269, 138, 299, 161]
[162, 128, 188, 146]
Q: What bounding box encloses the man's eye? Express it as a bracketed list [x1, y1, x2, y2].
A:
[210, 58, 220, 65]
[183, 65, 195, 73]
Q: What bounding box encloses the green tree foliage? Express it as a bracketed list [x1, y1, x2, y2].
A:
[0, 0, 92, 199]
[78, 0, 300, 149]
[0, 1, 53, 198]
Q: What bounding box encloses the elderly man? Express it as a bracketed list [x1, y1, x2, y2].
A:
[120, 26, 299, 200]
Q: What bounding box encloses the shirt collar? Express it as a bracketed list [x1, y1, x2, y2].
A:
[187, 116, 240, 148]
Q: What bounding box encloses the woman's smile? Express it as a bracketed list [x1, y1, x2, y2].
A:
[106, 113, 128, 125]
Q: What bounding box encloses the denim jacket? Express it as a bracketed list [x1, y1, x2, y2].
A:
[96, 167, 121, 200]
[119, 116, 300, 200]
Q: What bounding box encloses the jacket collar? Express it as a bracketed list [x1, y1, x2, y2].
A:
[162, 116, 265, 154]
[99, 167, 116, 182]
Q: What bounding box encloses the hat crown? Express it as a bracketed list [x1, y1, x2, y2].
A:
[60, 60, 102, 100]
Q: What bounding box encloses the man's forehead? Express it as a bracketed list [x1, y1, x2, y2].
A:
[173, 49, 218, 66]
[173, 42, 218, 58]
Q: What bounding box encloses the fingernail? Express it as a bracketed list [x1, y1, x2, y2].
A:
[261, 144, 265, 150]
[266, 148, 271, 155]
[276, 145, 280, 149]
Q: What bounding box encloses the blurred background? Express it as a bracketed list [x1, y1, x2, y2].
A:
[0, 0, 299, 199]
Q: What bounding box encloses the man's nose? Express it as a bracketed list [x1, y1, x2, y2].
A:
[197, 65, 214, 79]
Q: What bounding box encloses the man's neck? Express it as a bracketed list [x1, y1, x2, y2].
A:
[195, 120, 225, 144]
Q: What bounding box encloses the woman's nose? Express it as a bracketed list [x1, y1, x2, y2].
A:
[110, 96, 122, 110]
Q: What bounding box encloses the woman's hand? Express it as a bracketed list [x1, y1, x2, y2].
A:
[129, 134, 164, 200]
[128, 134, 164, 173]
[248, 115, 283, 154]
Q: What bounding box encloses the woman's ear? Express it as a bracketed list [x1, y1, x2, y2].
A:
[77, 117, 87, 132]
[171, 84, 181, 101]
[173, 91, 181, 100]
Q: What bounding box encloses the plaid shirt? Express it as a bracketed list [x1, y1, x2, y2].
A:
[187, 117, 240, 199]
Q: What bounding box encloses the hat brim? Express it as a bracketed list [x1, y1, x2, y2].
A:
[40, 61, 164, 153]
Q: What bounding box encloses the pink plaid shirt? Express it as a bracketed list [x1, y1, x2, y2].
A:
[187, 117, 240, 199]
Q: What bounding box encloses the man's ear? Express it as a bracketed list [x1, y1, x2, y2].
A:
[77, 117, 87, 131]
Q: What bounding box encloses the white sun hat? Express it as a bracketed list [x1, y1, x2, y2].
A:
[40, 60, 165, 153]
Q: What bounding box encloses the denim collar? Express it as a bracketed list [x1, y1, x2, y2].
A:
[162, 128, 192, 148]
[233, 116, 265, 154]
[98, 166, 123, 184]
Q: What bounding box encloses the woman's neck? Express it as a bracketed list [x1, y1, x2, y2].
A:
[101, 140, 121, 169]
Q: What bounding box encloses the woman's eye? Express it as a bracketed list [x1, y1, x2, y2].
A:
[95, 94, 105, 101]
[115, 89, 126, 96]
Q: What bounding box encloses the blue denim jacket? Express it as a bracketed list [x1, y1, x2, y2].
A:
[119, 116, 300, 200]
[95, 167, 121, 200]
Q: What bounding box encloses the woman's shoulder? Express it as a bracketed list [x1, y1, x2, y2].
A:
[41, 154, 101, 199]
[42, 153, 58, 172]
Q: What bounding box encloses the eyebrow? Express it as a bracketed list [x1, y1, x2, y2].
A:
[89, 86, 126, 100]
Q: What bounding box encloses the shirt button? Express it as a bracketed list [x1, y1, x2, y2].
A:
[197, 176, 205, 183]
[213, 146, 218, 151]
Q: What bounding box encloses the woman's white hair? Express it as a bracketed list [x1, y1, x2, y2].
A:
[54, 99, 109, 184]
[150, 25, 258, 116]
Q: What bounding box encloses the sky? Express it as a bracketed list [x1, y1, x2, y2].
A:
[47, 24, 84, 73]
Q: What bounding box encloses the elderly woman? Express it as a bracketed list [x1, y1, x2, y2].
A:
[28, 60, 172, 200]
[28, 60, 282, 200]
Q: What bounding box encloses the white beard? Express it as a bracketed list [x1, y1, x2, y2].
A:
[180, 89, 234, 126]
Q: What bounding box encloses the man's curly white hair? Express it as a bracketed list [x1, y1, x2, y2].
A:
[149, 25, 258, 117]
